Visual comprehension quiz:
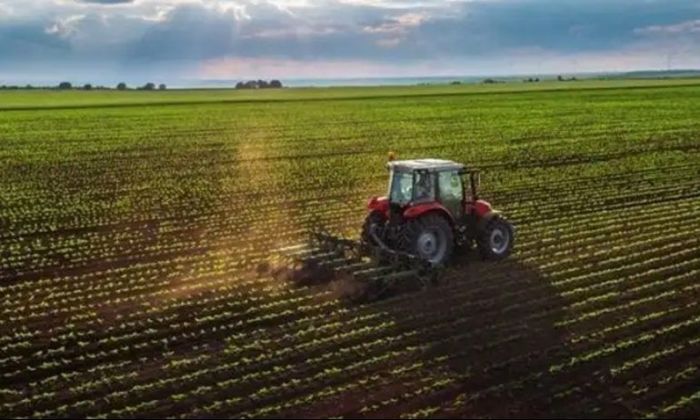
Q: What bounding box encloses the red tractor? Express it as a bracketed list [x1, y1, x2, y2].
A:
[275, 157, 514, 301]
[361, 158, 514, 266]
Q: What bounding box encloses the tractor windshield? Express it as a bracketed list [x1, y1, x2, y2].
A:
[389, 171, 413, 205]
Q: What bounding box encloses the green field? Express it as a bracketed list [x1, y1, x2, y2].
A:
[1, 77, 699, 109]
[1, 79, 700, 418]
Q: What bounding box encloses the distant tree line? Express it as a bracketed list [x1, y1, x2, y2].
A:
[1, 80, 285, 91]
[521, 75, 579, 83]
[0, 82, 168, 90]
[235, 80, 283, 89]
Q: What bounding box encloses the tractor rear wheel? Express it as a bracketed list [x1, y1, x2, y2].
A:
[404, 214, 454, 266]
[477, 216, 514, 260]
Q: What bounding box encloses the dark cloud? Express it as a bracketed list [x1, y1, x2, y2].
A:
[0, 21, 70, 60]
[127, 5, 238, 61]
[387, 0, 700, 60]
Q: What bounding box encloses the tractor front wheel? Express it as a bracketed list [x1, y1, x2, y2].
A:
[477, 216, 514, 260]
[405, 214, 454, 266]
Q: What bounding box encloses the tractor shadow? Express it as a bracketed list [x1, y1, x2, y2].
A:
[266, 245, 630, 418]
[364, 252, 630, 419]
[404, 253, 567, 417]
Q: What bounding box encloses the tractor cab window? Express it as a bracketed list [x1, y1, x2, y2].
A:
[389, 171, 413, 205]
[413, 170, 435, 202]
[438, 171, 463, 201]
[438, 170, 463, 217]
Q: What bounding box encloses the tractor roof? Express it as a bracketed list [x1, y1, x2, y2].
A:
[387, 158, 465, 172]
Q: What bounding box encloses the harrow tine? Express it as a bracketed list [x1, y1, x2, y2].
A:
[278, 247, 322, 259]
[302, 251, 344, 263]
[318, 257, 361, 269]
[351, 265, 396, 280]
[336, 260, 376, 273]
[274, 243, 310, 253]
[368, 269, 419, 283]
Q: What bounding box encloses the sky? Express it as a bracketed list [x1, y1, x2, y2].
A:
[0, 0, 699, 85]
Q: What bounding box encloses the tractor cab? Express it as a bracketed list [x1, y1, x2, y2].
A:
[365, 157, 513, 265]
[386, 159, 480, 219]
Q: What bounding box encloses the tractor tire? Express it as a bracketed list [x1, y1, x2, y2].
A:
[477, 216, 514, 260]
[403, 214, 454, 266]
[361, 211, 386, 245]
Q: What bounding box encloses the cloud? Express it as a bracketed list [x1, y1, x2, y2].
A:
[77, 0, 134, 4]
[362, 12, 428, 34]
[127, 4, 239, 61]
[635, 19, 700, 35]
[45, 14, 86, 39]
[0, 2, 12, 17]
[0, 20, 70, 60]
[408, 0, 700, 54]
[1, 0, 700, 84]
[375, 37, 401, 48]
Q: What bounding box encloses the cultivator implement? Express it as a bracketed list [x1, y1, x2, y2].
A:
[271, 227, 444, 302]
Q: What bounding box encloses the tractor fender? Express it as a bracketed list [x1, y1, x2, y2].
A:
[476, 210, 509, 232]
[403, 202, 455, 225]
[472, 199, 494, 218]
[476, 210, 501, 229]
[367, 196, 389, 216]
